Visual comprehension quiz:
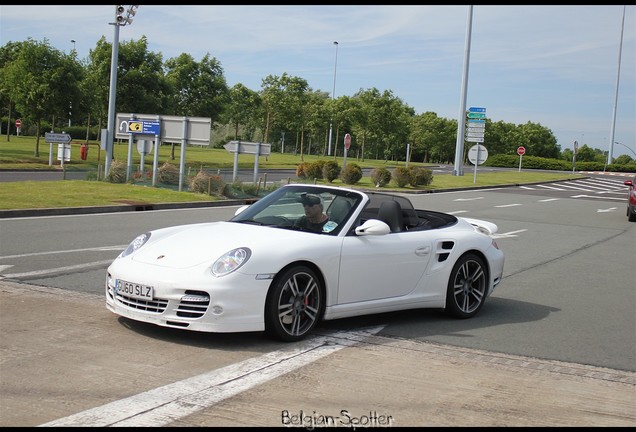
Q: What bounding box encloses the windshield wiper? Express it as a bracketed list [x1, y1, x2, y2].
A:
[232, 219, 265, 226]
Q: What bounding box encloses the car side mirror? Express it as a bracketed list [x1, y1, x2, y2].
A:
[355, 219, 391, 236]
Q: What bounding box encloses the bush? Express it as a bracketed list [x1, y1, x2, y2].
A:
[305, 160, 326, 180]
[370, 167, 392, 187]
[296, 162, 310, 179]
[105, 159, 127, 183]
[340, 163, 363, 185]
[392, 166, 411, 188]
[189, 170, 225, 196]
[158, 162, 180, 185]
[408, 166, 433, 187]
[322, 160, 341, 183]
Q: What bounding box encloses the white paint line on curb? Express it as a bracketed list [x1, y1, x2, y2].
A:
[39, 327, 384, 427]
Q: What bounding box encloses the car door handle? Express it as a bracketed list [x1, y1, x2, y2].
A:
[415, 246, 431, 256]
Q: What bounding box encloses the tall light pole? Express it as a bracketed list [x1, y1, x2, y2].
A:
[327, 41, 339, 156]
[105, 5, 138, 177]
[607, 5, 626, 166]
[68, 40, 76, 128]
[453, 5, 473, 176]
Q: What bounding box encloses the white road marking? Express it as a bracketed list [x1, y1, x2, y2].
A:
[494, 204, 522, 208]
[0, 264, 14, 272]
[448, 210, 469, 214]
[453, 197, 484, 201]
[534, 184, 566, 190]
[492, 229, 527, 239]
[40, 327, 385, 427]
[2, 260, 114, 279]
[597, 207, 617, 213]
[0, 246, 125, 260]
[570, 195, 625, 201]
[538, 198, 560, 202]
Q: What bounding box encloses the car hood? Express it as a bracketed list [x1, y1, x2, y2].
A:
[129, 221, 319, 269]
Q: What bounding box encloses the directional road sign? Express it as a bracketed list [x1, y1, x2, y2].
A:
[223, 140, 271, 156]
[45, 132, 72, 144]
[468, 144, 488, 165]
[468, 107, 486, 113]
[467, 112, 487, 119]
[127, 120, 161, 135]
[466, 121, 485, 129]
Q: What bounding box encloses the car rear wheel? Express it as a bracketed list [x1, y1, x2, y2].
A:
[445, 253, 488, 319]
[265, 265, 324, 342]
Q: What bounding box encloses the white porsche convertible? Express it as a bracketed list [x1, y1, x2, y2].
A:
[106, 183, 505, 342]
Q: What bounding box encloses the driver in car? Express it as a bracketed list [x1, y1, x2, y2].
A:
[294, 193, 330, 233]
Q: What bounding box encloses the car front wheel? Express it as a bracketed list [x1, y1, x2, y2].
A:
[445, 253, 488, 319]
[265, 265, 324, 342]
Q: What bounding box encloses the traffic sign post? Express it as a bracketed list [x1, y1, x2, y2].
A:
[468, 144, 488, 184]
[343, 133, 351, 168]
[57, 143, 71, 167]
[517, 146, 526, 172]
[15, 119, 22, 136]
[45, 132, 72, 144]
[466, 108, 486, 143]
[223, 140, 272, 182]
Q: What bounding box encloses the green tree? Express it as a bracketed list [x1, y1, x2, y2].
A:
[575, 144, 597, 162]
[222, 83, 261, 140]
[0, 41, 24, 140]
[516, 121, 560, 159]
[164, 52, 229, 119]
[3, 38, 82, 156]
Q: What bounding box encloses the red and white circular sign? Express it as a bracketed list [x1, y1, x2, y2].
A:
[517, 146, 526, 156]
[344, 133, 351, 150]
[15, 119, 22, 128]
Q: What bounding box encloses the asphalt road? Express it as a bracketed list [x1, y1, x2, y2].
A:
[1, 174, 634, 426]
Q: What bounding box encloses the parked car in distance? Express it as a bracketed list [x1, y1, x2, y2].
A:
[106, 184, 505, 342]
[625, 176, 636, 222]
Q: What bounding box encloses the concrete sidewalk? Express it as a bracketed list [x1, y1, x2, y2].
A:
[1, 280, 634, 427]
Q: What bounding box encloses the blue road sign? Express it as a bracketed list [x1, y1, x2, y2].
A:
[128, 120, 160, 135]
[469, 107, 486, 113]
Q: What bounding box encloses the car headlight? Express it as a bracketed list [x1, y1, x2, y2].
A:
[211, 247, 251, 277]
[120, 232, 151, 258]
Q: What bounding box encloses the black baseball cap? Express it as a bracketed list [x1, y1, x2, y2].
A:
[297, 193, 322, 205]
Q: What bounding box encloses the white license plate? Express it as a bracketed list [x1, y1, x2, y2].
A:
[116, 280, 154, 301]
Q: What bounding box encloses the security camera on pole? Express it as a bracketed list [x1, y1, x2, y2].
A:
[104, 5, 139, 178]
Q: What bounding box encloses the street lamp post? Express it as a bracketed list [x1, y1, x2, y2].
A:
[105, 5, 138, 178]
[607, 5, 626, 166]
[614, 141, 636, 159]
[327, 41, 338, 157]
[69, 40, 76, 128]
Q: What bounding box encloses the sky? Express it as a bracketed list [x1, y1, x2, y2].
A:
[1, 5, 635, 159]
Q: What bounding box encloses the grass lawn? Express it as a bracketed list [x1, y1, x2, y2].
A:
[0, 135, 586, 210]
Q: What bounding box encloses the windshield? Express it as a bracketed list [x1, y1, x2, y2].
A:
[230, 185, 363, 235]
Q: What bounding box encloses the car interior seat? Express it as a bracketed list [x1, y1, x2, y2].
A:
[377, 200, 404, 233]
[328, 198, 352, 224]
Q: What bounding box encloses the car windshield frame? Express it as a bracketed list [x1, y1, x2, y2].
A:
[230, 185, 364, 235]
